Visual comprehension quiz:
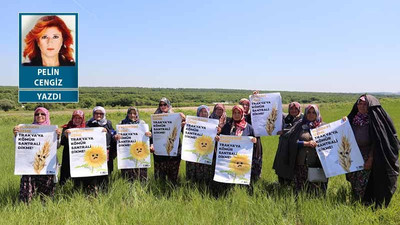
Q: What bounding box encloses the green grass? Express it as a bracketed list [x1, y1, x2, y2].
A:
[0, 101, 399, 224]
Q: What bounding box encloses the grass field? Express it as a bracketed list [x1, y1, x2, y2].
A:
[0, 99, 399, 224]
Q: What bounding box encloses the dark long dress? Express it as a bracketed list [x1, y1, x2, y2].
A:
[348, 95, 399, 207]
[243, 114, 263, 182]
[74, 120, 115, 193]
[119, 119, 148, 182]
[59, 127, 72, 185]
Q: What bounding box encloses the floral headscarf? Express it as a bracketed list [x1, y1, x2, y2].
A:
[239, 98, 250, 115]
[353, 96, 370, 127]
[197, 105, 210, 118]
[210, 103, 227, 128]
[302, 104, 322, 129]
[231, 105, 247, 136]
[121, 107, 142, 124]
[63, 110, 85, 128]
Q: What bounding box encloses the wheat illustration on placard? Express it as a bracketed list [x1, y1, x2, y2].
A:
[266, 106, 278, 135]
[166, 126, 178, 156]
[338, 135, 352, 172]
[33, 141, 51, 174]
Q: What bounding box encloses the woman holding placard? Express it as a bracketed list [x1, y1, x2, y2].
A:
[151, 98, 185, 184]
[213, 105, 257, 195]
[115, 107, 152, 182]
[59, 110, 86, 185]
[13, 107, 61, 203]
[84, 106, 116, 192]
[209, 103, 228, 133]
[186, 105, 215, 184]
[346, 95, 399, 208]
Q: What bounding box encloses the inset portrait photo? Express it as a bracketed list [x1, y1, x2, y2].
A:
[21, 14, 76, 67]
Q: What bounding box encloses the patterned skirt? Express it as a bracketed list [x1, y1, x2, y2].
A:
[186, 161, 214, 185]
[294, 165, 328, 195]
[121, 168, 148, 182]
[19, 175, 55, 203]
[153, 156, 181, 184]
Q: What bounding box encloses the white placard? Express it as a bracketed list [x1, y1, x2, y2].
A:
[14, 124, 58, 175]
[69, 128, 108, 177]
[250, 93, 283, 136]
[117, 124, 151, 169]
[311, 118, 364, 178]
[182, 116, 219, 165]
[151, 113, 182, 156]
[213, 135, 254, 185]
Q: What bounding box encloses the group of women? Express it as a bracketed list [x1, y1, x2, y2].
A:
[12, 94, 399, 208]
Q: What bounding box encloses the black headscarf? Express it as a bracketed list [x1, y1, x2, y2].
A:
[348, 94, 399, 207]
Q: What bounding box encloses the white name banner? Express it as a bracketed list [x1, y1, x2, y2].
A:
[69, 128, 108, 177]
[117, 124, 151, 169]
[15, 124, 58, 175]
[311, 118, 364, 178]
[250, 93, 283, 136]
[213, 135, 254, 185]
[182, 116, 219, 165]
[151, 113, 182, 156]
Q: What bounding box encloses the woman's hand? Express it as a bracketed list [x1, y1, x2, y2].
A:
[145, 132, 152, 137]
[342, 117, 347, 122]
[102, 128, 107, 132]
[65, 129, 71, 138]
[364, 157, 373, 170]
[251, 137, 257, 144]
[13, 126, 20, 137]
[215, 135, 220, 142]
[305, 141, 317, 148]
[114, 134, 121, 141]
[253, 90, 259, 95]
[56, 128, 61, 139]
[277, 130, 283, 135]
[150, 144, 155, 153]
[180, 113, 186, 127]
[217, 126, 221, 134]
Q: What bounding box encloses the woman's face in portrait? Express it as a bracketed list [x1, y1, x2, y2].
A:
[72, 115, 83, 126]
[35, 110, 46, 123]
[357, 100, 368, 114]
[38, 27, 63, 58]
[128, 110, 138, 121]
[159, 101, 169, 113]
[289, 106, 300, 117]
[232, 109, 242, 121]
[241, 103, 249, 113]
[215, 107, 223, 117]
[199, 108, 208, 118]
[94, 110, 104, 121]
[306, 107, 317, 122]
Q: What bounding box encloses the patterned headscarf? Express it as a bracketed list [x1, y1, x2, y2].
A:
[303, 104, 322, 129]
[288, 102, 301, 115]
[121, 107, 142, 124]
[210, 103, 227, 128]
[353, 96, 370, 126]
[33, 107, 50, 125]
[63, 110, 85, 128]
[197, 105, 210, 118]
[154, 97, 172, 114]
[88, 106, 107, 126]
[231, 105, 247, 136]
[239, 98, 250, 115]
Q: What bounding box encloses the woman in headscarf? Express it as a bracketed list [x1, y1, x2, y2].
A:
[209, 103, 228, 134]
[84, 106, 116, 193]
[186, 105, 215, 185]
[273, 101, 304, 185]
[346, 95, 399, 208]
[13, 107, 61, 203]
[59, 110, 85, 185]
[239, 98, 251, 123]
[115, 107, 152, 182]
[274, 105, 327, 194]
[238, 97, 263, 182]
[213, 105, 258, 195]
[151, 97, 186, 184]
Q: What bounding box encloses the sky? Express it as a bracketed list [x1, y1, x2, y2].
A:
[1, 0, 400, 93]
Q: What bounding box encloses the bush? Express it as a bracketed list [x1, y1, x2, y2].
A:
[0, 99, 15, 111]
